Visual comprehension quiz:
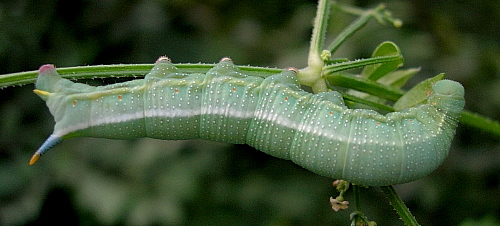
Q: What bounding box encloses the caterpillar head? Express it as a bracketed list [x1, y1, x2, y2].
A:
[429, 80, 465, 116]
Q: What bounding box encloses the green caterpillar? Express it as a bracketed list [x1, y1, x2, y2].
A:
[31, 57, 465, 186]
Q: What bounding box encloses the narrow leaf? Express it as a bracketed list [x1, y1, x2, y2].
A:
[377, 67, 421, 89]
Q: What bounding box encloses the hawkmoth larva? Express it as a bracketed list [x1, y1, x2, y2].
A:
[31, 57, 465, 186]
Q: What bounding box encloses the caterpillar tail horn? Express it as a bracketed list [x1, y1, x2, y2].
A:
[30, 135, 62, 165]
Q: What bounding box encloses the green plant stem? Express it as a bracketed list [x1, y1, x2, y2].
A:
[307, 0, 330, 68]
[460, 110, 500, 137]
[297, 0, 331, 93]
[381, 186, 420, 226]
[353, 185, 362, 211]
[0, 64, 282, 88]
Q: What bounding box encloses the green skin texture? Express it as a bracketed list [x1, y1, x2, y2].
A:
[34, 58, 465, 186]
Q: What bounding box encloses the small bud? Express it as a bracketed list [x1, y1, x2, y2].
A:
[320, 50, 332, 62]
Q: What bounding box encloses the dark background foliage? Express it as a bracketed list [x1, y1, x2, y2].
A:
[0, 0, 498, 225]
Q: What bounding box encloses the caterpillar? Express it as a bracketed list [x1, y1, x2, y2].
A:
[30, 57, 465, 186]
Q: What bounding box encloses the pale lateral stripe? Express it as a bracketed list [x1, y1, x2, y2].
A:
[53, 106, 341, 140]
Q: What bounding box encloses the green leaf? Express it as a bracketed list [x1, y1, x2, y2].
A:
[377, 67, 420, 89]
[361, 41, 404, 81]
[393, 73, 445, 111]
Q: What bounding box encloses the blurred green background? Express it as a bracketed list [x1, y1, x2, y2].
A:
[0, 0, 498, 225]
